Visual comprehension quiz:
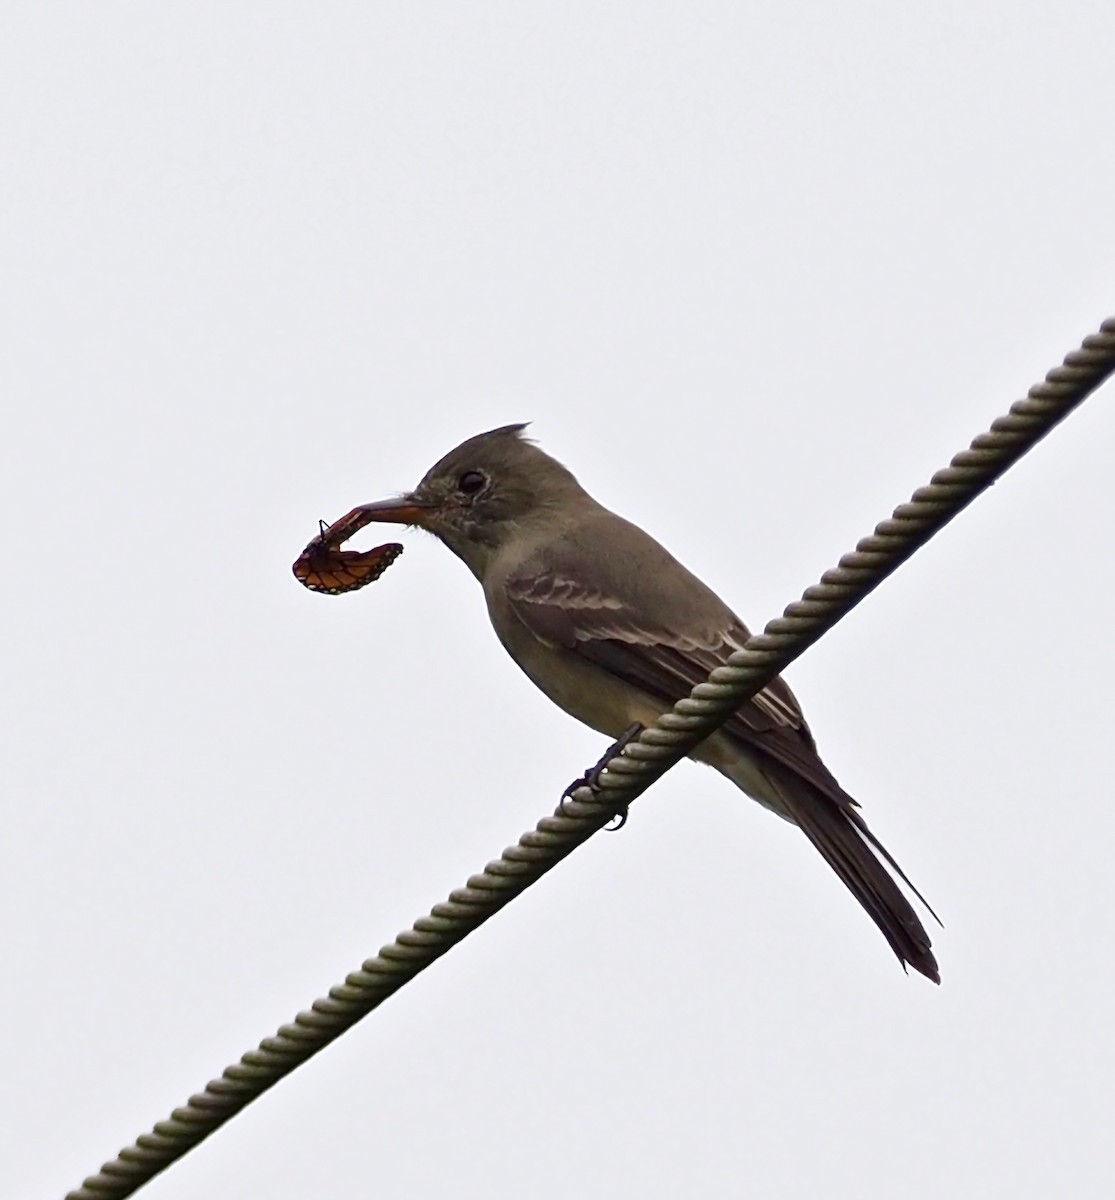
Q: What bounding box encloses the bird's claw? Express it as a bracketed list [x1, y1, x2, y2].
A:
[558, 722, 644, 830]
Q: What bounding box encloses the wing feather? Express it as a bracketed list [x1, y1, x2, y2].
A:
[506, 570, 848, 804]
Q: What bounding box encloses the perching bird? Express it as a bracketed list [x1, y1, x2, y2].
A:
[354, 423, 939, 982]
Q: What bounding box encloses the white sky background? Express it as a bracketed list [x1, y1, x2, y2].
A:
[3, 4, 1114, 1197]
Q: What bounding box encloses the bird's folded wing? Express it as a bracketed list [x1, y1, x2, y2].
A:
[505, 567, 853, 807]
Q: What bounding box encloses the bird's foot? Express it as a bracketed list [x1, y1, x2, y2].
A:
[559, 722, 644, 830]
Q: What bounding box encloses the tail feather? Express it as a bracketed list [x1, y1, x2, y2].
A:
[777, 781, 940, 983]
[844, 805, 942, 929]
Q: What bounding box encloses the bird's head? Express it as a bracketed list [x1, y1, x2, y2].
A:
[352, 423, 585, 575]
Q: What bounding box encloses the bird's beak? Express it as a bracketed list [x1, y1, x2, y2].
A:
[349, 495, 433, 528]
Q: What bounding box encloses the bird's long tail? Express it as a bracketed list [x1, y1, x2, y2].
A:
[775, 778, 940, 983]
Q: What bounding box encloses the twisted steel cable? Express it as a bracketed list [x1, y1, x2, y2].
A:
[67, 316, 1115, 1200]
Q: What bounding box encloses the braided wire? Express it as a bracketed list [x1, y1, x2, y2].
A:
[67, 316, 1115, 1199]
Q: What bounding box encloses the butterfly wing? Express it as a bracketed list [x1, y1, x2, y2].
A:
[292, 507, 404, 595]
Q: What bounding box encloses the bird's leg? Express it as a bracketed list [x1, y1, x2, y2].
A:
[559, 722, 645, 829]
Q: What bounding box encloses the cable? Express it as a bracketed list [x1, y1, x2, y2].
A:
[66, 316, 1115, 1199]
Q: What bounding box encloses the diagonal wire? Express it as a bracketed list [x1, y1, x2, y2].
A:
[66, 316, 1115, 1199]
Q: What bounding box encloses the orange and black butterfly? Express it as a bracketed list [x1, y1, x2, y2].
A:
[292, 509, 403, 595]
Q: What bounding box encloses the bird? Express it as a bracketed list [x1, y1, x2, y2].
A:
[351, 423, 939, 982]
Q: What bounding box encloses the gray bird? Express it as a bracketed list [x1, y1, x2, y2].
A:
[354, 423, 939, 983]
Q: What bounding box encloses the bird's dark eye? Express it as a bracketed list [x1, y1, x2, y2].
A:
[457, 470, 487, 495]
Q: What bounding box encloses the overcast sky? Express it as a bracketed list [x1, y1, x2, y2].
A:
[3, 5, 1114, 1198]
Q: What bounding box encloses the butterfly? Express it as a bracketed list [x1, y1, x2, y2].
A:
[292, 508, 403, 595]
